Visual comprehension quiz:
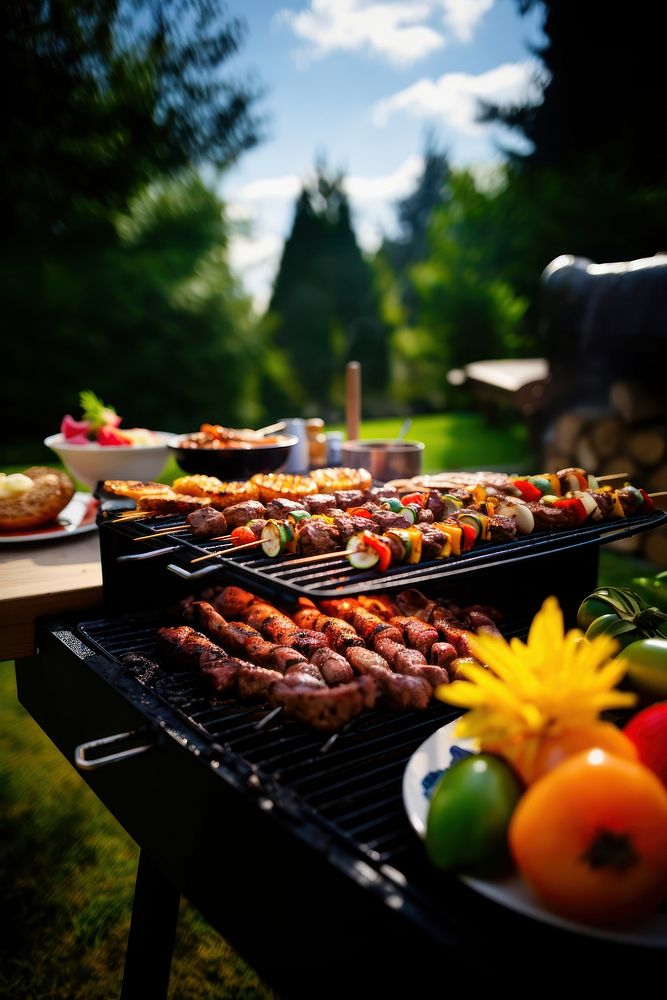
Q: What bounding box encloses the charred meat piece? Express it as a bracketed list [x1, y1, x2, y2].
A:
[465, 610, 503, 639]
[223, 500, 266, 530]
[242, 603, 329, 656]
[309, 647, 354, 685]
[214, 585, 258, 618]
[268, 676, 376, 731]
[156, 625, 226, 668]
[275, 671, 326, 690]
[370, 510, 411, 533]
[293, 607, 365, 654]
[244, 518, 268, 538]
[424, 491, 446, 521]
[304, 494, 338, 514]
[137, 494, 211, 515]
[373, 636, 449, 687]
[588, 489, 614, 520]
[285, 661, 326, 683]
[389, 616, 439, 656]
[365, 485, 399, 500]
[417, 507, 435, 524]
[488, 514, 517, 545]
[263, 497, 305, 519]
[187, 601, 307, 673]
[319, 599, 405, 646]
[296, 519, 341, 555]
[430, 642, 458, 671]
[237, 664, 284, 700]
[204, 659, 244, 695]
[527, 502, 576, 531]
[416, 526, 447, 561]
[333, 489, 366, 508]
[330, 513, 378, 543]
[345, 647, 432, 709]
[186, 506, 228, 539]
[434, 622, 478, 659]
[355, 594, 400, 619]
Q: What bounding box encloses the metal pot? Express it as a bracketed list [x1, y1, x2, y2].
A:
[341, 439, 424, 482]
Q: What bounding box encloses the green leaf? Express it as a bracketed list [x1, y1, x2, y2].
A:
[79, 390, 117, 431]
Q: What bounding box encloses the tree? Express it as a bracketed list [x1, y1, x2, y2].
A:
[266, 163, 389, 415]
[1, 0, 264, 450]
[1, 0, 263, 244]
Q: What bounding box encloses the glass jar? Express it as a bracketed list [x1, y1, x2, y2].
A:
[306, 418, 327, 469]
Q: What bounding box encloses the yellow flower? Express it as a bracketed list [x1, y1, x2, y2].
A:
[436, 596, 636, 760]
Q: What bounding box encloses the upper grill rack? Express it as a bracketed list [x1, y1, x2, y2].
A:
[102, 507, 667, 598]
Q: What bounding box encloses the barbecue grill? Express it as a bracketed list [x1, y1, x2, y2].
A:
[13, 493, 667, 995]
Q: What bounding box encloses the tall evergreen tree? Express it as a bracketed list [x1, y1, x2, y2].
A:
[267, 164, 388, 415]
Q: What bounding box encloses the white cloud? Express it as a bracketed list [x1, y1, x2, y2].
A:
[228, 232, 283, 271]
[437, 0, 493, 43]
[237, 174, 302, 201]
[276, 0, 445, 67]
[344, 154, 423, 201]
[372, 60, 542, 133]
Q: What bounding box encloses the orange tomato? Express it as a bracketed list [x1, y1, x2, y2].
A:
[509, 749, 667, 927]
[485, 721, 638, 785]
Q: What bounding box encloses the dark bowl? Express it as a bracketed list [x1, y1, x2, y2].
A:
[168, 434, 299, 480]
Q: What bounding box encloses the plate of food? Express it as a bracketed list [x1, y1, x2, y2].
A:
[0, 469, 98, 543]
[403, 719, 667, 948]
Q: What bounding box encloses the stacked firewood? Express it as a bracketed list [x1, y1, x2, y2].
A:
[542, 380, 667, 564]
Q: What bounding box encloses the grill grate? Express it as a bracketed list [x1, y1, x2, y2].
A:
[77, 612, 462, 862]
[102, 508, 667, 598]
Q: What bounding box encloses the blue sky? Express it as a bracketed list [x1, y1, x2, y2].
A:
[217, 0, 546, 308]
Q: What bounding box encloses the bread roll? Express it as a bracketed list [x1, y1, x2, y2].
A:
[0, 466, 75, 531]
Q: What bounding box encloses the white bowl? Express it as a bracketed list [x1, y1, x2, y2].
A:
[44, 432, 177, 489]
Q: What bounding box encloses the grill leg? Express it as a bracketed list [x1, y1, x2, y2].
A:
[120, 849, 180, 1000]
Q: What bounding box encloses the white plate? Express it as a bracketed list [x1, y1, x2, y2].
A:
[0, 492, 99, 544]
[403, 719, 667, 948]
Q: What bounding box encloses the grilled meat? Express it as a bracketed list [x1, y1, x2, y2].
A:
[137, 493, 211, 515]
[285, 661, 326, 683]
[268, 676, 376, 731]
[213, 585, 257, 618]
[388, 616, 439, 657]
[304, 494, 338, 514]
[264, 497, 303, 519]
[186, 506, 228, 539]
[309, 647, 355, 685]
[527, 502, 577, 531]
[333, 489, 366, 508]
[430, 642, 458, 671]
[156, 625, 224, 668]
[372, 636, 449, 687]
[345, 647, 432, 709]
[370, 510, 412, 532]
[488, 514, 516, 544]
[415, 525, 447, 561]
[292, 607, 365, 654]
[297, 519, 341, 555]
[320, 598, 405, 646]
[237, 664, 284, 700]
[186, 601, 307, 673]
[223, 500, 266, 529]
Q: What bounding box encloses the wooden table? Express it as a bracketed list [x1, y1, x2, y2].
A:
[0, 532, 103, 660]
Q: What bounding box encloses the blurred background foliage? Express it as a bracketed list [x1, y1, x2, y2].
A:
[2, 0, 666, 458]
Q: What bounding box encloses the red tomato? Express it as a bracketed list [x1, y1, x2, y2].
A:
[624, 702, 667, 789]
[231, 525, 256, 545]
[509, 749, 667, 926]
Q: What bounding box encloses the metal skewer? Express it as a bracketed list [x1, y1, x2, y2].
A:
[255, 706, 283, 730]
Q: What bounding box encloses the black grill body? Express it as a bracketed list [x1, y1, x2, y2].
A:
[16, 605, 666, 995]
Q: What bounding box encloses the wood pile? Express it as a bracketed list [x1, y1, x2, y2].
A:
[542, 380, 667, 565]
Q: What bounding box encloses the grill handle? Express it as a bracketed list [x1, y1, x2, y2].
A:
[116, 546, 182, 562]
[74, 728, 156, 771]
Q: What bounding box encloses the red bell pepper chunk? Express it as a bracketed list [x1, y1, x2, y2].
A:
[361, 531, 392, 572]
[553, 497, 587, 524]
[400, 492, 426, 507]
[231, 525, 256, 545]
[61, 414, 91, 441]
[347, 506, 373, 518]
[640, 489, 655, 511]
[514, 479, 542, 502]
[460, 523, 477, 551]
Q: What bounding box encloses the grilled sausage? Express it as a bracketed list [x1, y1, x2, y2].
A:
[309, 647, 354, 685]
[389, 616, 439, 657]
[292, 608, 364, 654]
[345, 647, 432, 709]
[186, 601, 307, 673]
[268, 676, 376, 731]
